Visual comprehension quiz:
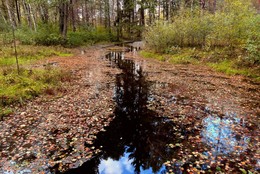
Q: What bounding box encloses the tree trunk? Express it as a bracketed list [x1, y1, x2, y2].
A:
[5, 0, 16, 27]
[70, 0, 76, 32]
[0, 8, 7, 23]
[22, 0, 32, 29]
[99, 0, 102, 26]
[39, 3, 49, 23]
[116, 0, 121, 40]
[105, 0, 111, 32]
[59, 1, 69, 39]
[14, 0, 20, 25]
[158, 0, 160, 19]
[213, 0, 216, 12]
[140, 0, 145, 26]
[200, 0, 205, 10]
[84, 0, 90, 24]
[28, 3, 37, 31]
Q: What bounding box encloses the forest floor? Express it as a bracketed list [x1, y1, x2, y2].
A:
[0, 44, 259, 173]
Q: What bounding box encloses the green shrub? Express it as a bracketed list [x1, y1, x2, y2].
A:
[144, 21, 175, 53]
[243, 38, 260, 65]
[144, 0, 259, 54]
[14, 24, 114, 47]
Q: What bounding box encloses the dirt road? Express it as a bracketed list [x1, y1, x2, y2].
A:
[0, 44, 259, 174]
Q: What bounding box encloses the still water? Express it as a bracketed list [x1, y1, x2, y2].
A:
[63, 49, 177, 174]
[61, 44, 257, 174]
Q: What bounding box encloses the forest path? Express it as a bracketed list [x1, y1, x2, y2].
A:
[0, 44, 259, 173]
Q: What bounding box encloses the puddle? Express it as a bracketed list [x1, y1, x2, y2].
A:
[1, 42, 259, 174]
[201, 112, 249, 155]
[61, 46, 177, 174]
[59, 43, 259, 174]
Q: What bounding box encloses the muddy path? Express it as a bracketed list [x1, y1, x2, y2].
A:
[0, 43, 259, 174]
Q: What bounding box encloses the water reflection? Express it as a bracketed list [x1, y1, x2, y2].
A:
[63, 51, 176, 174]
[98, 152, 166, 174]
[201, 112, 249, 155]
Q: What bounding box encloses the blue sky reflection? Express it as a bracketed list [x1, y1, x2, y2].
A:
[201, 113, 249, 155]
[99, 151, 166, 174]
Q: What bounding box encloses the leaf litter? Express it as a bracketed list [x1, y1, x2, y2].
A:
[0, 46, 259, 174]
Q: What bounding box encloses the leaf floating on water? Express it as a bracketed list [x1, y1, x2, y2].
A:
[175, 143, 181, 147]
[239, 168, 247, 174]
[216, 166, 221, 171]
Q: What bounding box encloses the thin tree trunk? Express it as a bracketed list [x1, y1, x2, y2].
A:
[59, 1, 69, 39]
[158, 0, 160, 19]
[0, 8, 7, 23]
[70, 0, 76, 32]
[191, 0, 194, 11]
[14, 0, 20, 25]
[200, 0, 205, 10]
[106, 0, 111, 33]
[84, 0, 89, 24]
[22, 0, 32, 29]
[81, 3, 85, 24]
[12, 26, 19, 75]
[111, 0, 115, 24]
[28, 4, 37, 31]
[5, 0, 16, 27]
[140, 0, 145, 26]
[99, 0, 102, 25]
[116, 0, 121, 40]
[213, 0, 216, 12]
[39, 3, 49, 23]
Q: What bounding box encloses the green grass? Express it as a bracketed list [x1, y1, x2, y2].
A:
[140, 49, 260, 81]
[0, 67, 71, 106]
[0, 45, 71, 66]
[0, 45, 73, 110]
[207, 60, 247, 75]
[207, 60, 260, 80]
[140, 49, 200, 64]
[140, 51, 166, 61]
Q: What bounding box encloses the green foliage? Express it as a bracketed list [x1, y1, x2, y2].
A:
[66, 27, 115, 47]
[144, 0, 259, 53]
[143, 21, 175, 53]
[143, 0, 260, 79]
[13, 24, 115, 47]
[0, 20, 10, 32]
[243, 38, 260, 65]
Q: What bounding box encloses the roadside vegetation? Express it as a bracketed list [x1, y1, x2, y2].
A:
[143, 0, 260, 80]
[0, 43, 72, 119]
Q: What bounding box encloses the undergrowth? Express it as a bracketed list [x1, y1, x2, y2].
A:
[0, 67, 70, 106]
[8, 25, 116, 47]
[0, 45, 73, 119]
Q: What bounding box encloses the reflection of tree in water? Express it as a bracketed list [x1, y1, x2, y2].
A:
[64, 52, 176, 174]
